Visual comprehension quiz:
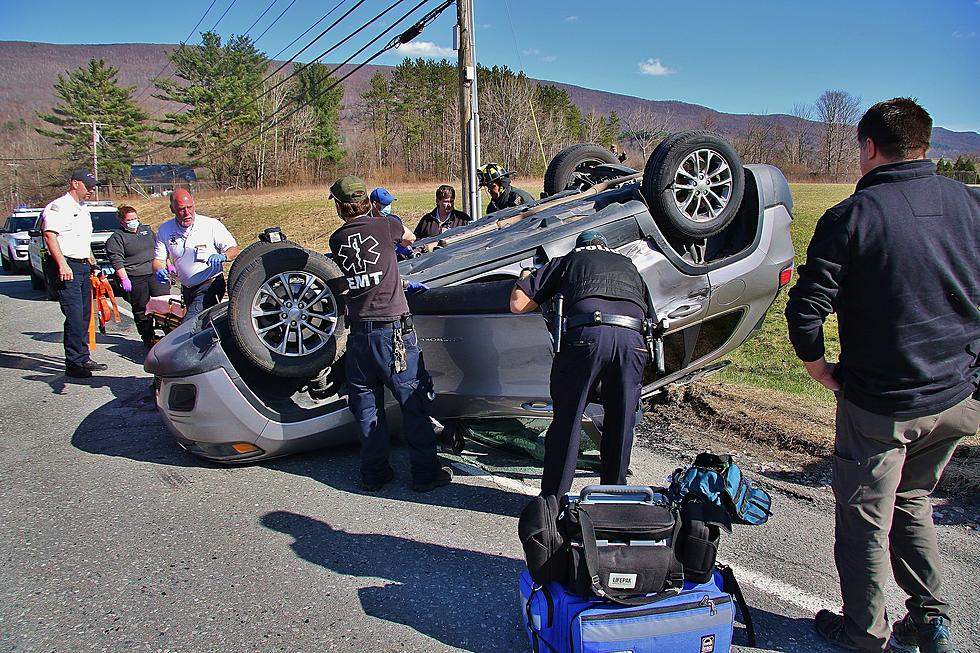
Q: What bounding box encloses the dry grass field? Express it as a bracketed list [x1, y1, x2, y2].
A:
[125, 180, 977, 494]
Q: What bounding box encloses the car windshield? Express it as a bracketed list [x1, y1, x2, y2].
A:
[90, 210, 119, 232]
[6, 216, 37, 231]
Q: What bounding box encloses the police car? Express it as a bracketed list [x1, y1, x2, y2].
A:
[27, 200, 120, 299]
[1, 207, 42, 273]
[147, 132, 796, 463]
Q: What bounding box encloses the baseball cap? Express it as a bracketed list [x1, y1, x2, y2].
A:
[576, 229, 608, 248]
[71, 169, 98, 188]
[329, 175, 367, 203]
[370, 187, 396, 206]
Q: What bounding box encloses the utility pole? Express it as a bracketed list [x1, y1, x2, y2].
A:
[6, 163, 21, 206]
[79, 120, 108, 200]
[457, 0, 481, 220]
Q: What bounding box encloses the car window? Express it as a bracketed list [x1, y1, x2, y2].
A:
[7, 216, 37, 231]
[90, 210, 118, 232]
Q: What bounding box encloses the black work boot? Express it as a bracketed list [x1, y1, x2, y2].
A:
[890, 614, 960, 653]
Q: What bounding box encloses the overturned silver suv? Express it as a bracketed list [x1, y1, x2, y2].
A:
[146, 132, 795, 463]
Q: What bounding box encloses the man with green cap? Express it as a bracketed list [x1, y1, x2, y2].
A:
[509, 229, 650, 496]
[327, 175, 452, 493]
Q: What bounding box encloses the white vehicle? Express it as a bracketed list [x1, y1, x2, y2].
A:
[28, 200, 120, 300]
[1, 207, 42, 273]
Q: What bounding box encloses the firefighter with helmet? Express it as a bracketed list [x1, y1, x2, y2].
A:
[477, 163, 534, 214]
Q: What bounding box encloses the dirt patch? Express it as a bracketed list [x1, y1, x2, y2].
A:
[637, 380, 979, 500]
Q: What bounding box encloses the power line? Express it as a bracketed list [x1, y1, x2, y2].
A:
[142, 0, 376, 158]
[270, 0, 349, 61]
[204, 0, 453, 162]
[132, 0, 220, 102]
[242, 0, 282, 38]
[210, 0, 240, 32]
[255, 0, 301, 45]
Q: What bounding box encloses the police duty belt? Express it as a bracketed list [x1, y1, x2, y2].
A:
[565, 311, 648, 333]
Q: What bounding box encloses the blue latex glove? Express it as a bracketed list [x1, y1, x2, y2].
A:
[120, 277, 133, 293]
[405, 281, 428, 294]
[154, 269, 170, 284]
[207, 253, 227, 268]
[394, 243, 413, 258]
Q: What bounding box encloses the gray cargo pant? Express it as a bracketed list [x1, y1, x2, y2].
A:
[832, 393, 979, 652]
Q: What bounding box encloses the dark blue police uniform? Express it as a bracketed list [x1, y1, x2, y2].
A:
[516, 242, 650, 496]
[329, 211, 446, 491]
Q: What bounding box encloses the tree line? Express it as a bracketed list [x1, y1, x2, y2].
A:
[4, 31, 975, 205]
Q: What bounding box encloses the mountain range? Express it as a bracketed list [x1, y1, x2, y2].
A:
[2, 41, 978, 160]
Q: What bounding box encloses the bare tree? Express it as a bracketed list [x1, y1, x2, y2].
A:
[581, 110, 606, 144]
[816, 90, 861, 180]
[697, 111, 718, 132]
[621, 105, 673, 159]
[790, 102, 816, 170]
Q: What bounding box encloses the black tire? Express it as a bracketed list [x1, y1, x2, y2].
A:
[1, 251, 10, 272]
[543, 143, 622, 196]
[228, 244, 347, 379]
[30, 268, 44, 290]
[227, 238, 299, 296]
[641, 131, 745, 239]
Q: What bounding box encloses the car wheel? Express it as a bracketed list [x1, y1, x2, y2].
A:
[228, 243, 347, 379]
[641, 131, 745, 239]
[227, 238, 299, 296]
[543, 143, 623, 196]
[1, 251, 10, 272]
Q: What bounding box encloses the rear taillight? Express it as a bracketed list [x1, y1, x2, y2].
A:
[779, 263, 794, 288]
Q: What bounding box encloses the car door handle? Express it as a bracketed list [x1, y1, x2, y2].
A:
[667, 304, 702, 319]
[521, 401, 553, 413]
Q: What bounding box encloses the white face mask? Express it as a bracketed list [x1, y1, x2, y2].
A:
[125, 219, 139, 232]
[379, 204, 392, 216]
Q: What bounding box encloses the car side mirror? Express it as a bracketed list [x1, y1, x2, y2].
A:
[28, 229, 41, 237]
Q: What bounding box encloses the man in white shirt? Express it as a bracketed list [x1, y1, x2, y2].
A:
[42, 169, 107, 378]
[153, 188, 240, 320]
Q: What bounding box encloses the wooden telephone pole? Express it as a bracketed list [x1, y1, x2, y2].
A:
[79, 120, 108, 200]
[457, 0, 481, 220]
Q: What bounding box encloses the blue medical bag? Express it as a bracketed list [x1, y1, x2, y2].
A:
[519, 569, 735, 653]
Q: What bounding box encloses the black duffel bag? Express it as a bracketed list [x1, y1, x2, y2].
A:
[519, 486, 684, 605]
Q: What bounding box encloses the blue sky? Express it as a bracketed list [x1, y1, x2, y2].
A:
[0, 0, 977, 132]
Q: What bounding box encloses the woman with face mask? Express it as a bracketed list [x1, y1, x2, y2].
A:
[105, 205, 172, 347]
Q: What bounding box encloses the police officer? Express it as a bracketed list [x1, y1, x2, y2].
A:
[510, 229, 650, 496]
[152, 188, 239, 320]
[327, 175, 452, 493]
[105, 206, 170, 346]
[478, 163, 534, 214]
[42, 169, 107, 378]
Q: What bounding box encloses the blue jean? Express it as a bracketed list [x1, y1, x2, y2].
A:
[345, 322, 440, 484]
[56, 258, 93, 366]
[181, 273, 225, 321]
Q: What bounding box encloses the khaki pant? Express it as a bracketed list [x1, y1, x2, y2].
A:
[832, 394, 979, 652]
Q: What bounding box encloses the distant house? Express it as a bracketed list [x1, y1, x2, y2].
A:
[129, 165, 197, 196]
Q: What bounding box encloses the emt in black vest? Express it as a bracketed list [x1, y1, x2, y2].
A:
[510, 229, 650, 496]
[327, 175, 452, 493]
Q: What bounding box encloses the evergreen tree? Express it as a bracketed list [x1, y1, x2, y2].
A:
[155, 31, 268, 187]
[37, 58, 150, 185]
[293, 62, 345, 164]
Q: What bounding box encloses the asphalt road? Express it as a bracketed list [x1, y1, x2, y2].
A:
[0, 272, 977, 653]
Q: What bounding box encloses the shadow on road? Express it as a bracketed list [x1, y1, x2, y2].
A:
[265, 445, 533, 519]
[261, 510, 527, 653]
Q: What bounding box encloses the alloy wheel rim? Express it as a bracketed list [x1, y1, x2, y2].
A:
[671, 148, 733, 223]
[249, 271, 338, 357]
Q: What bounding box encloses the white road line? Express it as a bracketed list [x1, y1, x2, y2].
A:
[451, 460, 836, 616]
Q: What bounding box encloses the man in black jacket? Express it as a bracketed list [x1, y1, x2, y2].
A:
[786, 98, 979, 653]
[510, 229, 649, 496]
[105, 206, 170, 346]
[414, 185, 471, 239]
